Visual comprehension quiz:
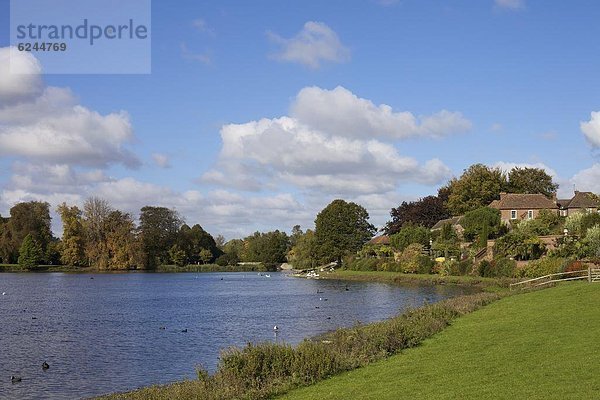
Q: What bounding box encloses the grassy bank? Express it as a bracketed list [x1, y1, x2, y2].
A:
[99, 291, 502, 400]
[154, 264, 266, 273]
[282, 282, 600, 400]
[321, 270, 513, 292]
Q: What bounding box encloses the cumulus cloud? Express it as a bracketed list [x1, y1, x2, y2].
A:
[0, 47, 43, 105]
[0, 47, 139, 168]
[202, 86, 467, 195]
[581, 111, 600, 148]
[268, 22, 350, 69]
[291, 86, 471, 139]
[152, 153, 171, 168]
[571, 164, 600, 194]
[202, 116, 453, 195]
[494, 0, 525, 10]
[493, 161, 559, 179]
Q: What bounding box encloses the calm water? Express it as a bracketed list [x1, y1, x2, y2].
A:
[0, 272, 473, 399]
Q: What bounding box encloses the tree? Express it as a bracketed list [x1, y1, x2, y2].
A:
[139, 206, 183, 268]
[1, 201, 53, 264]
[176, 224, 221, 264]
[446, 164, 506, 215]
[461, 207, 502, 242]
[169, 244, 187, 267]
[386, 195, 450, 234]
[288, 229, 319, 269]
[215, 234, 226, 250]
[104, 210, 143, 270]
[57, 203, 86, 266]
[199, 248, 213, 264]
[314, 199, 376, 264]
[82, 197, 113, 269]
[242, 230, 289, 264]
[389, 224, 430, 252]
[506, 167, 558, 198]
[18, 234, 43, 269]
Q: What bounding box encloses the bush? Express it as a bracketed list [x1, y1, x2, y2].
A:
[397, 243, 424, 273]
[477, 258, 515, 278]
[417, 256, 434, 274]
[516, 257, 567, 278]
[215, 253, 239, 266]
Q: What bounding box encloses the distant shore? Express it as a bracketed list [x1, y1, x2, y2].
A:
[0, 263, 269, 274]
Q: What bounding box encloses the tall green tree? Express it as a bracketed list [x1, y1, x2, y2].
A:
[57, 203, 86, 266]
[139, 206, 183, 268]
[314, 199, 376, 264]
[242, 230, 289, 264]
[446, 164, 506, 215]
[506, 167, 558, 198]
[288, 229, 319, 269]
[1, 201, 53, 264]
[18, 234, 43, 269]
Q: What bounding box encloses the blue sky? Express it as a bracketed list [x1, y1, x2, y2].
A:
[1, 0, 600, 238]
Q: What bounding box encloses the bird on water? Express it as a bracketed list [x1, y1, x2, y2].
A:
[11, 376, 21, 383]
[42, 362, 49, 370]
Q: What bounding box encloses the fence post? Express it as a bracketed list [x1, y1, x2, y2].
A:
[589, 267, 592, 283]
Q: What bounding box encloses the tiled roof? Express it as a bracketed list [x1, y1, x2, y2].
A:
[565, 191, 600, 209]
[489, 193, 557, 210]
[431, 216, 463, 230]
[367, 235, 390, 245]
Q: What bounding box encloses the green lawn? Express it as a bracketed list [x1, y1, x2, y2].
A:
[281, 282, 600, 400]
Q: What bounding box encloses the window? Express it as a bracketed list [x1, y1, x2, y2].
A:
[527, 210, 533, 219]
[511, 210, 517, 220]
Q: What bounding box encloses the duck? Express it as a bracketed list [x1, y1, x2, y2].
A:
[273, 325, 279, 331]
[181, 329, 188, 333]
[42, 362, 49, 370]
[11, 376, 21, 383]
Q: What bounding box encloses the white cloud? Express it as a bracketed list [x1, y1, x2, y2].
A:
[152, 153, 171, 168]
[581, 111, 600, 148]
[0, 47, 139, 168]
[268, 21, 350, 69]
[494, 0, 525, 10]
[0, 47, 43, 105]
[571, 164, 600, 194]
[291, 86, 471, 139]
[202, 115, 452, 195]
[202, 86, 467, 195]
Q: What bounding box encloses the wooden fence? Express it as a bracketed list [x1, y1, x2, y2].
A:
[510, 267, 600, 290]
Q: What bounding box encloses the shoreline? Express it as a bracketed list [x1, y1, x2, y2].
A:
[97, 274, 512, 399]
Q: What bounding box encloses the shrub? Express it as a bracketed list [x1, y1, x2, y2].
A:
[516, 257, 566, 278]
[457, 259, 473, 276]
[398, 243, 424, 273]
[417, 256, 434, 274]
[390, 225, 430, 252]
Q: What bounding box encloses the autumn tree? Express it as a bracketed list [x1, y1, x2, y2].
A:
[57, 203, 86, 266]
[104, 210, 143, 270]
[82, 197, 113, 269]
[315, 199, 376, 264]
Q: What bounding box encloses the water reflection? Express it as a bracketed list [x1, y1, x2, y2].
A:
[0, 272, 473, 399]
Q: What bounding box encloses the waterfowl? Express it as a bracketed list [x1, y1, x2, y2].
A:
[11, 376, 21, 383]
[273, 325, 279, 331]
[42, 362, 49, 370]
[181, 329, 188, 333]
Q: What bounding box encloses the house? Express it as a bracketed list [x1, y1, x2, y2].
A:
[557, 191, 600, 217]
[366, 235, 390, 246]
[488, 193, 558, 223]
[431, 216, 464, 237]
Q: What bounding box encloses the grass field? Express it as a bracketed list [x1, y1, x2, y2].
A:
[322, 269, 513, 291]
[280, 282, 600, 400]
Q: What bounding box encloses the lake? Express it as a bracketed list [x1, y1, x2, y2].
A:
[0, 272, 474, 399]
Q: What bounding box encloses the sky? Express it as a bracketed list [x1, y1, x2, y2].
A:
[1, 0, 600, 239]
